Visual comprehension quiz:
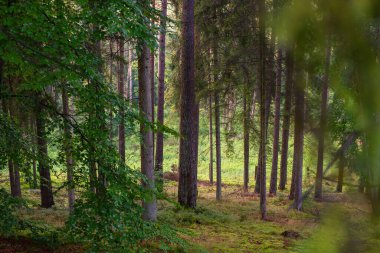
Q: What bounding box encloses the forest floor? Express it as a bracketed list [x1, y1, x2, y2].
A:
[0, 179, 379, 253]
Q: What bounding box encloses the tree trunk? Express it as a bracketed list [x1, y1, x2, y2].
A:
[291, 59, 305, 211]
[270, 48, 282, 196]
[337, 158, 344, 192]
[243, 91, 250, 192]
[139, 42, 157, 221]
[279, 49, 294, 190]
[155, 0, 167, 190]
[128, 43, 134, 102]
[62, 88, 75, 212]
[215, 91, 222, 200]
[209, 93, 214, 185]
[315, 41, 331, 199]
[178, 0, 198, 208]
[118, 39, 126, 163]
[150, 0, 156, 163]
[36, 98, 54, 208]
[258, 0, 267, 220]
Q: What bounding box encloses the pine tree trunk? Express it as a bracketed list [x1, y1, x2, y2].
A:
[155, 0, 167, 190]
[270, 48, 282, 196]
[139, 42, 157, 221]
[279, 49, 293, 190]
[150, 0, 156, 163]
[315, 41, 331, 199]
[128, 43, 134, 102]
[337, 158, 344, 192]
[62, 88, 75, 212]
[215, 92, 222, 200]
[36, 98, 54, 208]
[118, 39, 126, 163]
[243, 91, 250, 192]
[209, 93, 214, 185]
[291, 60, 305, 211]
[258, 0, 267, 220]
[178, 0, 198, 208]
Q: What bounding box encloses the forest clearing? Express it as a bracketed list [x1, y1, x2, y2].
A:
[2, 0, 380, 252]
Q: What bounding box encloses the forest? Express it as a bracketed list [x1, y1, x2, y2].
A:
[1, 0, 380, 252]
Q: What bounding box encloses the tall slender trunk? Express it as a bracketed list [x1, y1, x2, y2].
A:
[270, 49, 282, 195]
[243, 91, 250, 192]
[178, 0, 198, 208]
[36, 97, 54, 208]
[8, 82, 21, 198]
[337, 158, 344, 192]
[209, 93, 214, 184]
[291, 59, 305, 210]
[150, 0, 156, 163]
[279, 49, 294, 190]
[118, 39, 126, 163]
[139, 42, 157, 221]
[258, 0, 267, 220]
[128, 44, 134, 102]
[62, 88, 75, 212]
[315, 41, 331, 199]
[155, 0, 167, 190]
[215, 92, 222, 200]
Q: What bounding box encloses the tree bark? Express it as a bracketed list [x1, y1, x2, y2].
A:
[178, 0, 198, 208]
[337, 158, 344, 192]
[139, 42, 157, 221]
[209, 93, 214, 184]
[279, 49, 293, 190]
[315, 41, 331, 199]
[243, 91, 250, 192]
[155, 0, 167, 190]
[215, 91, 222, 200]
[258, 0, 267, 220]
[118, 39, 126, 163]
[62, 88, 75, 212]
[291, 58, 305, 211]
[270, 48, 282, 196]
[36, 97, 54, 208]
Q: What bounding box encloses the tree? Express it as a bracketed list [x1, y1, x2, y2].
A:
[243, 90, 250, 193]
[215, 91, 222, 200]
[208, 93, 214, 185]
[62, 88, 75, 212]
[139, 42, 157, 221]
[270, 48, 282, 195]
[258, 0, 267, 219]
[118, 39, 126, 163]
[279, 49, 293, 190]
[337, 158, 344, 192]
[35, 97, 54, 208]
[291, 56, 305, 210]
[155, 0, 168, 189]
[178, 0, 198, 208]
[315, 42, 331, 199]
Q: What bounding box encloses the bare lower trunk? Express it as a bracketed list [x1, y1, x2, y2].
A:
[36, 98, 54, 208]
[215, 92, 222, 200]
[118, 39, 126, 163]
[337, 158, 344, 192]
[279, 49, 293, 190]
[178, 0, 198, 208]
[243, 92, 250, 192]
[258, 0, 267, 220]
[270, 49, 282, 196]
[155, 0, 168, 191]
[291, 61, 305, 211]
[62, 88, 75, 212]
[209, 94, 214, 184]
[139, 42, 157, 221]
[315, 41, 331, 199]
